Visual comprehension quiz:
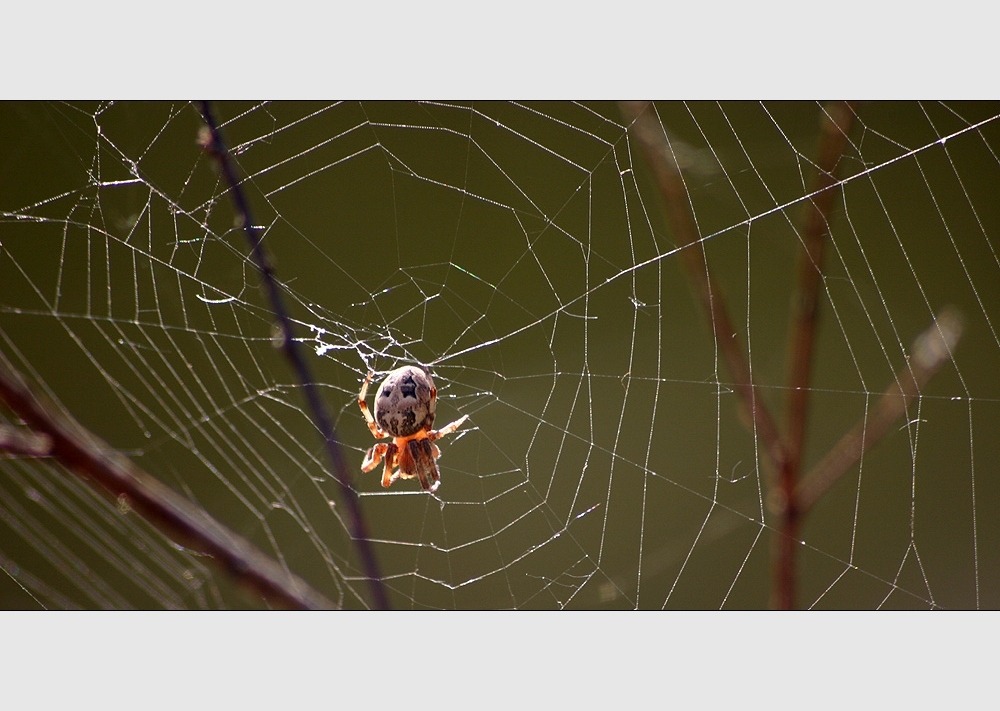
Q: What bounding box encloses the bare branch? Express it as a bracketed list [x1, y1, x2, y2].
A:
[196, 101, 389, 610]
[0, 358, 336, 610]
[620, 100, 789, 479]
[775, 101, 855, 610]
[785, 101, 856, 476]
[795, 307, 963, 515]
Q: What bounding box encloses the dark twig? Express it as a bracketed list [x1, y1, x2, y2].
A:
[620, 101, 789, 479]
[775, 101, 855, 610]
[795, 308, 963, 515]
[196, 101, 389, 610]
[0, 358, 336, 610]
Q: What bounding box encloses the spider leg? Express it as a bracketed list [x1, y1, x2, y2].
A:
[415, 465, 440, 493]
[358, 370, 388, 439]
[381, 451, 399, 489]
[427, 414, 469, 442]
[361, 442, 390, 472]
[403, 439, 440, 493]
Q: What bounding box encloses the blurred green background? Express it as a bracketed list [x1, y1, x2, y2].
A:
[1, 101, 998, 609]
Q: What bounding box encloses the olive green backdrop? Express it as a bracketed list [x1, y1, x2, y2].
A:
[1, 101, 997, 609]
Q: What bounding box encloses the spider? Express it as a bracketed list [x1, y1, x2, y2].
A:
[357, 365, 468, 493]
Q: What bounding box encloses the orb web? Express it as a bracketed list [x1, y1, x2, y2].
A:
[1, 101, 998, 609]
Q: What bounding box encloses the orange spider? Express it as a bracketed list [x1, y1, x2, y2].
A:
[357, 365, 468, 493]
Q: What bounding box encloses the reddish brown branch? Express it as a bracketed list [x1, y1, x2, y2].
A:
[785, 102, 856, 476]
[620, 100, 789, 479]
[795, 307, 963, 515]
[775, 101, 856, 610]
[623, 102, 962, 612]
[0, 358, 336, 610]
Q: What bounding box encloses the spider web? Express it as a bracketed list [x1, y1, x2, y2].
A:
[1, 100, 998, 610]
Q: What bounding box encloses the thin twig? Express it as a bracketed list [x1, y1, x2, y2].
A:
[196, 101, 389, 610]
[624, 102, 962, 611]
[795, 307, 963, 514]
[775, 101, 855, 610]
[620, 100, 789, 479]
[0, 358, 336, 610]
[785, 102, 856, 479]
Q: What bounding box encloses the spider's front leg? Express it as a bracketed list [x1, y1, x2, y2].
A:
[427, 414, 470, 442]
[358, 370, 388, 440]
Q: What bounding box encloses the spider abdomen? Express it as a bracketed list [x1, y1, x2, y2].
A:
[373, 365, 437, 438]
